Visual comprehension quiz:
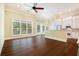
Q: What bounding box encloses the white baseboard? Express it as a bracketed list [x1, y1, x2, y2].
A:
[5, 34, 45, 40]
[5, 34, 37, 40]
[0, 50, 1, 54]
[45, 36, 67, 42]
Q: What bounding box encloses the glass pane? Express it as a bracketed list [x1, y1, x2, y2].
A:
[26, 23, 28, 29]
[21, 23, 26, 34]
[28, 29, 32, 33]
[26, 22, 32, 34]
[42, 26, 45, 32]
[28, 23, 32, 28]
[37, 25, 40, 32]
[21, 29, 26, 34]
[13, 22, 20, 28]
[13, 28, 20, 35]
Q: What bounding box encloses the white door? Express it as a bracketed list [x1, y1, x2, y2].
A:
[36, 24, 45, 35]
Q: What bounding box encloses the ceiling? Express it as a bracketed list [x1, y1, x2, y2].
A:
[5, 3, 79, 19]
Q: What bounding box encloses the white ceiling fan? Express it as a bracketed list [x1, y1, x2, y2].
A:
[24, 3, 44, 13]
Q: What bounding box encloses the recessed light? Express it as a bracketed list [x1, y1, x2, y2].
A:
[17, 4, 20, 7]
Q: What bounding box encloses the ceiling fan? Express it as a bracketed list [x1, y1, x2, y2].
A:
[24, 3, 44, 13]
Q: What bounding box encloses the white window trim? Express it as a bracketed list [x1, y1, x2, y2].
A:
[12, 18, 33, 37]
[12, 18, 21, 36]
[20, 20, 27, 35]
[26, 20, 33, 34]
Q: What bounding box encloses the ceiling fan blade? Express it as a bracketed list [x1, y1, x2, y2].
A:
[34, 9, 38, 13]
[35, 7, 44, 10]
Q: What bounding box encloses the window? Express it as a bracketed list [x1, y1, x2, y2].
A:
[21, 21, 26, 34]
[13, 21, 20, 35]
[46, 26, 48, 30]
[12, 19, 32, 35]
[37, 25, 40, 33]
[27, 22, 32, 33]
[42, 26, 45, 32]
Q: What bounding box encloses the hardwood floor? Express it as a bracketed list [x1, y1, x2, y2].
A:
[1, 35, 68, 56]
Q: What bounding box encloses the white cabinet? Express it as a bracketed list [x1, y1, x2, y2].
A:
[62, 16, 79, 29]
[72, 18, 76, 28]
[62, 16, 72, 29]
[72, 16, 79, 29]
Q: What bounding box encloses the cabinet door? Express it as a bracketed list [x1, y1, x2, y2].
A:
[62, 17, 72, 29]
[76, 18, 79, 28]
[72, 16, 79, 29]
[72, 19, 76, 28]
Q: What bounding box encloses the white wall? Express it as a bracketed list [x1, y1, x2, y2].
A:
[0, 4, 4, 54]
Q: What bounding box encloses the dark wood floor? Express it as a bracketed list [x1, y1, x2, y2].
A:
[1, 35, 67, 56]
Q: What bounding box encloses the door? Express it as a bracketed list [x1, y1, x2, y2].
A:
[37, 24, 46, 35]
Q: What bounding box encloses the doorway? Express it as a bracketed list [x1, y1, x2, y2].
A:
[36, 24, 46, 35]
